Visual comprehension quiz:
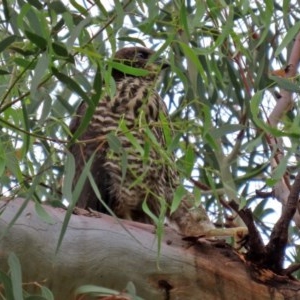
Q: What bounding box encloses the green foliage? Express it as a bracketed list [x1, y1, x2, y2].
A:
[76, 281, 144, 300]
[0, 0, 300, 293]
[0, 253, 54, 299]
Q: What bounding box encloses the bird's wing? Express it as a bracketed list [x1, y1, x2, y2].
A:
[68, 100, 111, 212]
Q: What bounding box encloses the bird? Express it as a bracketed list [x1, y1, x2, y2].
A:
[68, 46, 219, 236]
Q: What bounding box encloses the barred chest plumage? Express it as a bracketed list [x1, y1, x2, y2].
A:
[90, 77, 164, 133]
[72, 76, 178, 223]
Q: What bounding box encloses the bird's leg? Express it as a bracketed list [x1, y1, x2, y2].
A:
[170, 198, 215, 237]
[204, 227, 249, 249]
[169, 194, 248, 246]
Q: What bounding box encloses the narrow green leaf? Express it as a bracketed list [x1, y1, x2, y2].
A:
[250, 90, 294, 137]
[24, 30, 47, 50]
[106, 132, 122, 153]
[143, 125, 173, 166]
[214, 6, 234, 49]
[272, 153, 290, 181]
[120, 150, 128, 184]
[26, 6, 45, 38]
[179, 2, 190, 39]
[30, 52, 49, 97]
[35, 202, 54, 224]
[56, 152, 95, 253]
[88, 172, 117, 217]
[0, 142, 6, 177]
[143, 126, 160, 146]
[40, 286, 54, 300]
[75, 285, 119, 296]
[226, 60, 246, 104]
[266, 178, 277, 187]
[275, 22, 300, 57]
[61, 151, 75, 205]
[0, 35, 17, 53]
[66, 16, 91, 50]
[0, 156, 54, 240]
[282, 0, 289, 16]
[27, 0, 43, 9]
[103, 64, 116, 98]
[14, 57, 36, 69]
[114, 0, 125, 30]
[126, 281, 137, 296]
[69, 0, 88, 15]
[48, 1, 67, 13]
[2, 0, 10, 23]
[238, 197, 247, 210]
[142, 198, 158, 223]
[119, 121, 144, 156]
[51, 67, 91, 105]
[242, 134, 263, 153]
[237, 163, 268, 182]
[253, 198, 268, 217]
[3, 139, 23, 183]
[0, 69, 10, 75]
[183, 146, 195, 177]
[91, 62, 102, 105]
[68, 104, 95, 144]
[178, 42, 207, 85]
[204, 133, 220, 151]
[142, 139, 150, 164]
[0, 270, 15, 300]
[255, 1, 273, 48]
[52, 42, 69, 57]
[37, 92, 52, 126]
[20, 98, 30, 158]
[118, 36, 146, 46]
[0, 270, 14, 300]
[170, 185, 186, 214]
[125, 281, 144, 299]
[168, 132, 182, 153]
[159, 112, 172, 146]
[209, 124, 245, 139]
[94, 0, 109, 17]
[0, 199, 30, 241]
[192, 1, 205, 27]
[109, 61, 150, 77]
[270, 75, 300, 93]
[8, 253, 23, 300]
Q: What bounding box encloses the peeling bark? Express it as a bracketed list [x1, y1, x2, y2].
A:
[1, 198, 300, 300]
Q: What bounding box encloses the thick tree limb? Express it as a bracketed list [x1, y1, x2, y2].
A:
[268, 32, 300, 226]
[1, 198, 300, 300]
[265, 172, 300, 272]
[230, 172, 300, 274]
[229, 200, 266, 259]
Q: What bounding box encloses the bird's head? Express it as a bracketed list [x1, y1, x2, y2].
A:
[111, 47, 169, 81]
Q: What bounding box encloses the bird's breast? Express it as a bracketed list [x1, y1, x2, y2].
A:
[110, 77, 161, 121]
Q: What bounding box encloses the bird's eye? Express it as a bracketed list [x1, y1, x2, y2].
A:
[136, 51, 148, 59]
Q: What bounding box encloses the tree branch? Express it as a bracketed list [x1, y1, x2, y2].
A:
[268, 32, 300, 226]
[229, 200, 266, 260]
[230, 172, 300, 274]
[265, 172, 300, 273]
[1, 198, 300, 299]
